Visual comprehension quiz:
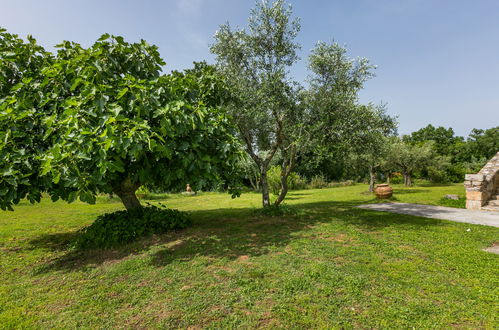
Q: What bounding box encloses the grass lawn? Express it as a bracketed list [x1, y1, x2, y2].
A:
[1, 183, 498, 328]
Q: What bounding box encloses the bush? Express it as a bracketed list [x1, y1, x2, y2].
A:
[268, 166, 307, 195]
[437, 197, 465, 209]
[427, 166, 450, 183]
[308, 175, 328, 189]
[75, 204, 191, 249]
[326, 180, 355, 188]
[253, 204, 298, 217]
[390, 174, 403, 184]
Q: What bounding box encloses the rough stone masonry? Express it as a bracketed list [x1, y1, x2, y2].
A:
[464, 151, 499, 210]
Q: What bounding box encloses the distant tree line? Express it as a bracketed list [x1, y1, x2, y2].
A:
[286, 124, 498, 188]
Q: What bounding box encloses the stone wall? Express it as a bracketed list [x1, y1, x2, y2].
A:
[464, 151, 499, 210]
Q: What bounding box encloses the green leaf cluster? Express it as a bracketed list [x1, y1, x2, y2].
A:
[74, 204, 191, 249]
[0, 30, 242, 210]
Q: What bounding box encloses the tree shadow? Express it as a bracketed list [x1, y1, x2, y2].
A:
[280, 192, 313, 200]
[30, 199, 449, 274]
[28, 232, 80, 252]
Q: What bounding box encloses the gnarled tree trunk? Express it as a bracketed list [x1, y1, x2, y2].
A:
[402, 171, 412, 186]
[274, 172, 289, 206]
[369, 165, 375, 193]
[260, 170, 271, 207]
[274, 145, 296, 206]
[113, 177, 142, 211]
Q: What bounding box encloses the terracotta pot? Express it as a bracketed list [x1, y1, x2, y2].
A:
[375, 184, 393, 199]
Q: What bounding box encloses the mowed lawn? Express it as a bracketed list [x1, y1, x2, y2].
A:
[1, 183, 498, 328]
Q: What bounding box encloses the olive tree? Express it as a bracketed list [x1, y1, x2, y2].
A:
[385, 139, 435, 186]
[212, 0, 395, 207]
[304, 42, 396, 192]
[211, 0, 301, 207]
[0, 32, 241, 211]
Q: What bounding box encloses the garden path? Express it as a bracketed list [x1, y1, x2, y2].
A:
[357, 202, 499, 227]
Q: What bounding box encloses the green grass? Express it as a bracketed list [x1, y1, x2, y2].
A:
[1, 183, 497, 328]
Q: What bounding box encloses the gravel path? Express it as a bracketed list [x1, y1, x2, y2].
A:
[356, 203, 499, 227]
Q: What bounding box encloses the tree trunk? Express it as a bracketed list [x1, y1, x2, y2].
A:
[249, 176, 257, 191]
[274, 145, 296, 206]
[403, 172, 412, 186]
[249, 175, 260, 191]
[369, 165, 375, 193]
[274, 172, 289, 206]
[260, 169, 271, 207]
[113, 177, 142, 211]
[115, 189, 142, 210]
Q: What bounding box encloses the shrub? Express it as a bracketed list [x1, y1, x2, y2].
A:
[390, 174, 403, 184]
[308, 175, 328, 189]
[268, 166, 307, 195]
[291, 174, 307, 190]
[437, 197, 465, 209]
[341, 180, 354, 186]
[427, 166, 450, 183]
[326, 180, 355, 188]
[253, 204, 298, 217]
[75, 203, 191, 249]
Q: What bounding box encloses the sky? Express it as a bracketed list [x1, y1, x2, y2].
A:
[1, 0, 498, 137]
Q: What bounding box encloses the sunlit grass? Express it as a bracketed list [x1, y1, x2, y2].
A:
[1, 182, 497, 328]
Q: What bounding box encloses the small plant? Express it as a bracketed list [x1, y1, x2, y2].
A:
[308, 175, 328, 189]
[268, 166, 307, 195]
[327, 180, 355, 188]
[253, 204, 298, 217]
[437, 197, 465, 209]
[390, 173, 403, 184]
[75, 203, 191, 249]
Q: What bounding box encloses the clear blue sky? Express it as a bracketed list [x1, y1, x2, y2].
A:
[2, 0, 498, 136]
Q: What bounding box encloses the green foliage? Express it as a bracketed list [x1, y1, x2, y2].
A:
[390, 175, 403, 184]
[402, 124, 497, 183]
[0, 30, 242, 210]
[308, 175, 328, 189]
[465, 127, 499, 161]
[212, 1, 396, 206]
[438, 197, 466, 209]
[211, 0, 302, 206]
[385, 139, 437, 185]
[253, 203, 298, 217]
[267, 166, 306, 195]
[305, 43, 395, 149]
[0, 28, 53, 210]
[75, 204, 191, 249]
[236, 154, 261, 191]
[404, 124, 463, 156]
[426, 155, 452, 183]
[326, 180, 355, 188]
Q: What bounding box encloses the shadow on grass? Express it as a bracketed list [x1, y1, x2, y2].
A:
[279, 192, 313, 200]
[30, 199, 448, 274]
[28, 232, 80, 251]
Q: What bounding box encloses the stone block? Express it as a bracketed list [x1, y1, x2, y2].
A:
[466, 191, 486, 201]
[466, 199, 484, 210]
[465, 174, 485, 181]
[465, 186, 482, 192]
